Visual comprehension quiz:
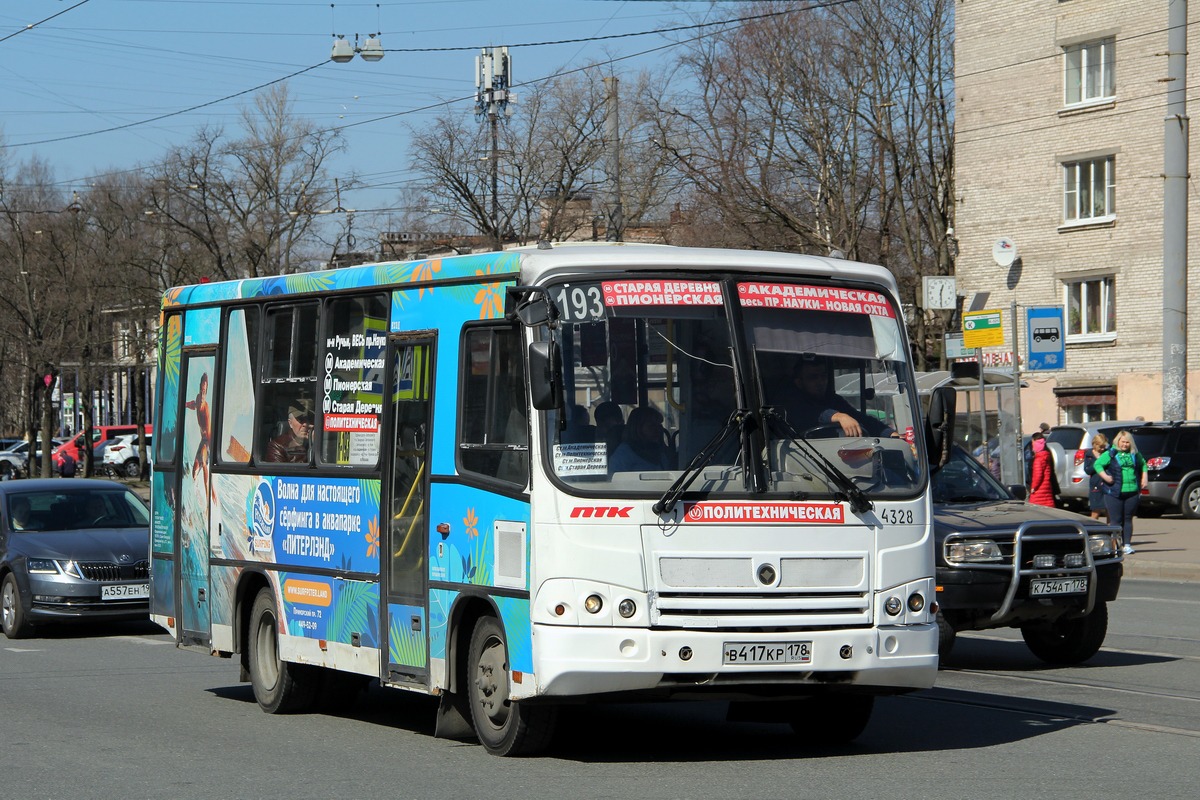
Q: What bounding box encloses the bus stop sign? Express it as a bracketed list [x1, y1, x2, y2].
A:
[1026, 306, 1065, 371]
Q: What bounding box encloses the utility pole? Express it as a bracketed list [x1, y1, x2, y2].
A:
[476, 47, 513, 251]
[1163, 0, 1189, 419]
[603, 76, 624, 241]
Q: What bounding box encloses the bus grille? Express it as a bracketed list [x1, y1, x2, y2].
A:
[77, 561, 150, 582]
[651, 591, 871, 630]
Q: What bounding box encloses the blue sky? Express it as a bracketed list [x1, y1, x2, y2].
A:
[0, 0, 719, 217]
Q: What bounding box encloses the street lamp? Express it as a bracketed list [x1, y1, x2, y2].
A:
[331, 33, 383, 63]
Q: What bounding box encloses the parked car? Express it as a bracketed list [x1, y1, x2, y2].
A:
[1128, 421, 1200, 518]
[1, 478, 151, 638]
[0, 438, 68, 479]
[933, 445, 1123, 665]
[1043, 420, 1148, 512]
[52, 425, 152, 469]
[0, 449, 22, 480]
[102, 433, 154, 478]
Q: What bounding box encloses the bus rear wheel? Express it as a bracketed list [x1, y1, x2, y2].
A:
[467, 616, 557, 756]
[248, 588, 317, 713]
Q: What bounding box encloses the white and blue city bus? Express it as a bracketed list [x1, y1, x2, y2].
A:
[149, 243, 953, 755]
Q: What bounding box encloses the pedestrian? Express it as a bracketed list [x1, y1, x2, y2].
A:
[58, 449, 77, 478]
[1039, 421, 1051, 434]
[1083, 432, 1109, 521]
[1027, 431, 1058, 508]
[1094, 430, 1148, 555]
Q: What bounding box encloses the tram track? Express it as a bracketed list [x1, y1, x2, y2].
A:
[940, 665, 1200, 705]
[918, 685, 1200, 738]
[929, 625, 1200, 739]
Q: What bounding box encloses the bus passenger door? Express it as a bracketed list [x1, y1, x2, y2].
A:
[384, 337, 433, 682]
[176, 352, 215, 646]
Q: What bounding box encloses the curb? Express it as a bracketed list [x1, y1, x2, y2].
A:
[1121, 559, 1200, 583]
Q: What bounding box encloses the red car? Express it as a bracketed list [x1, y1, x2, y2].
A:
[52, 425, 152, 469]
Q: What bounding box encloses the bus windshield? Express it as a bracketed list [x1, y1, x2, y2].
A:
[541, 276, 923, 500]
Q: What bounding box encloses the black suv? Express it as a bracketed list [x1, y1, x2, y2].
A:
[933, 446, 1123, 664]
[1129, 421, 1200, 518]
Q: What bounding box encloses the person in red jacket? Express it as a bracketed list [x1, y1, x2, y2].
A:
[1027, 432, 1058, 507]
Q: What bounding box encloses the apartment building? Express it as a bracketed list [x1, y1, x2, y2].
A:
[955, 0, 1200, 427]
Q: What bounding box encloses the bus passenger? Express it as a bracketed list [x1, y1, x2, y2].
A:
[265, 401, 314, 463]
[594, 401, 624, 456]
[611, 406, 672, 472]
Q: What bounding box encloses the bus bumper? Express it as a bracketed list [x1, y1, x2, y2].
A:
[530, 623, 937, 698]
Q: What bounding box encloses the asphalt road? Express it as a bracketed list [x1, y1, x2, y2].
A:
[1, 577, 1196, 800]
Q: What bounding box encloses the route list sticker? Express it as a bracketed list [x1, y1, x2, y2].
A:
[602, 280, 722, 307]
[737, 283, 895, 317]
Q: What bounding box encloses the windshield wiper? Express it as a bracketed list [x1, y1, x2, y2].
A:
[761, 408, 873, 515]
[653, 410, 748, 516]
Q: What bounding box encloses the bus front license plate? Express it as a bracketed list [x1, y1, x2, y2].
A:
[1030, 578, 1087, 596]
[723, 641, 812, 665]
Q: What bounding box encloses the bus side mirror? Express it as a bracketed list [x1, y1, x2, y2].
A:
[925, 386, 957, 468]
[528, 340, 563, 411]
[506, 286, 557, 327]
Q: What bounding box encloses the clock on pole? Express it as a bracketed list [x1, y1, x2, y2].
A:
[923, 275, 957, 310]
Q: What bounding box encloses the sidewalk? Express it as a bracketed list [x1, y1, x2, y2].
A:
[1121, 513, 1200, 583]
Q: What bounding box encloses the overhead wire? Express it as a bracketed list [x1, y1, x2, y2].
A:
[11, 0, 851, 191]
[0, 0, 92, 45]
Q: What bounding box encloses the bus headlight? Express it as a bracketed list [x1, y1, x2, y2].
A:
[584, 594, 603, 614]
[884, 596, 903, 616]
[617, 599, 636, 618]
[907, 592, 925, 613]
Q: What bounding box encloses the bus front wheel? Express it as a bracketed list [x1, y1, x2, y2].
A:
[788, 694, 874, 746]
[467, 616, 557, 756]
[248, 588, 317, 713]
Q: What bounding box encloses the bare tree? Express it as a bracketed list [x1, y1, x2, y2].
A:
[0, 159, 91, 473]
[656, 1, 955, 367]
[146, 84, 348, 279]
[408, 65, 679, 247]
[841, 0, 956, 369]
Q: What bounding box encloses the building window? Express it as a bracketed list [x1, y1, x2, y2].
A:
[1063, 156, 1115, 222]
[1064, 277, 1115, 340]
[1064, 38, 1115, 105]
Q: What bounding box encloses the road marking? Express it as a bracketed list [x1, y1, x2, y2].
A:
[4, 647, 43, 653]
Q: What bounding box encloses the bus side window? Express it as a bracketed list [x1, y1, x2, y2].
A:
[458, 325, 528, 486]
[256, 302, 318, 465]
[218, 307, 258, 464]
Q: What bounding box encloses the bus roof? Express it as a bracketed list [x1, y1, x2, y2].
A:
[163, 243, 899, 309]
